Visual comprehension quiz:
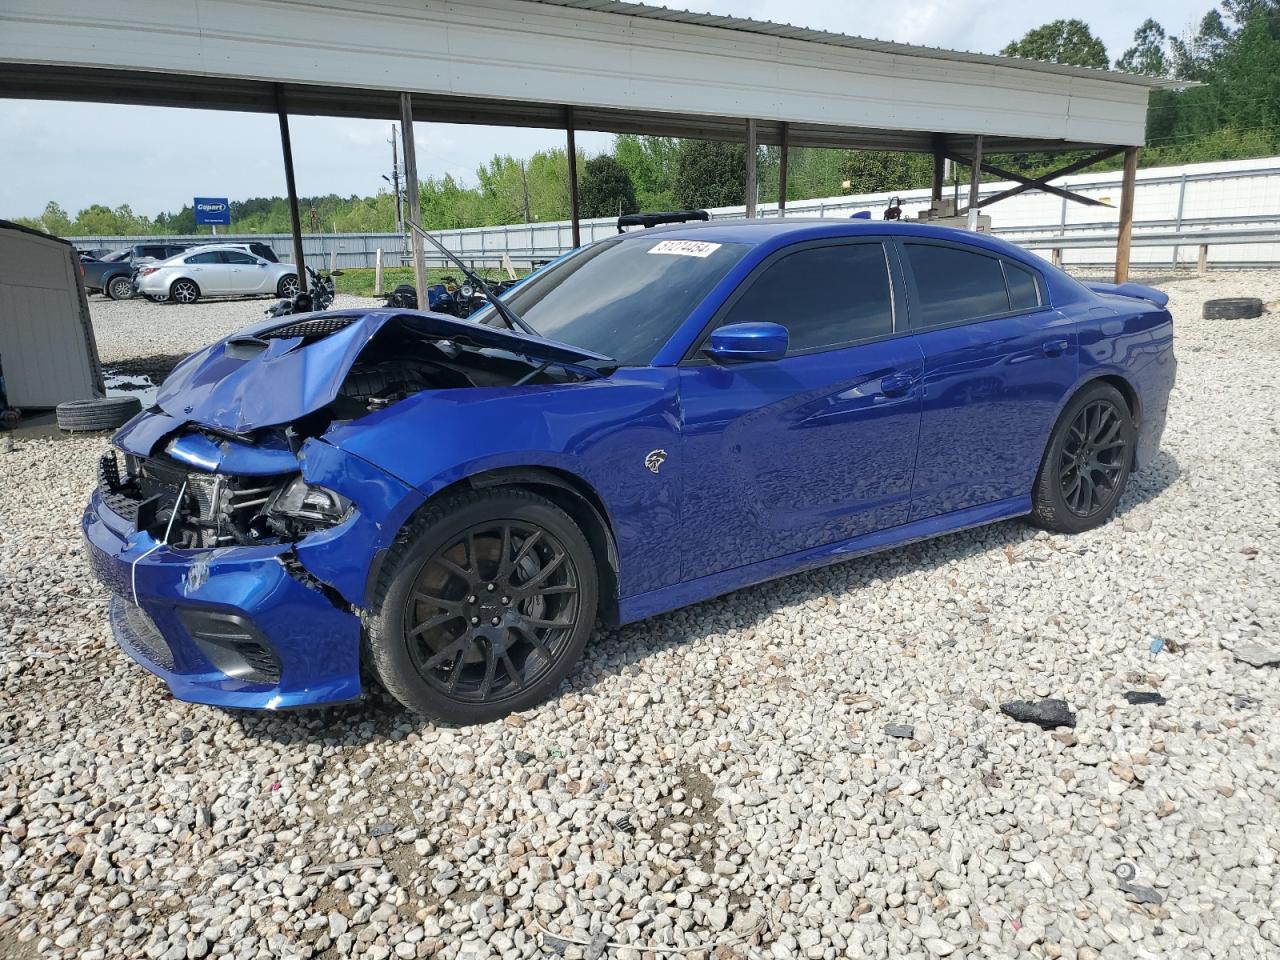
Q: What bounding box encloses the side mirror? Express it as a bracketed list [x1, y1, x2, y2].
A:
[703, 322, 789, 363]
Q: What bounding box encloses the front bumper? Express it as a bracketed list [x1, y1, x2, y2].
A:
[83, 492, 364, 709]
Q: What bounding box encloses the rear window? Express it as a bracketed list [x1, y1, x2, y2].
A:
[185, 252, 221, 264]
[904, 243, 1010, 328]
[1005, 262, 1042, 311]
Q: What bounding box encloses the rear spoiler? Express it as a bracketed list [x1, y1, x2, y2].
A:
[1083, 281, 1169, 309]
[617, 210, 710, 232]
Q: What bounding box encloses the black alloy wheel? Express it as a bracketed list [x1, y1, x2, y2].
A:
[367, 488, 598, 723]
[1029, 381, 1135, 534]
[404, 519, 580, 703]
[1058, 399, 1128, 518]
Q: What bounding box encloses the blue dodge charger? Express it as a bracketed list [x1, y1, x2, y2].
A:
[83, 220, 1176, 723]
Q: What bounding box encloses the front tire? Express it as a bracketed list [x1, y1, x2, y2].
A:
[169, 279, 200, 304]
[107, 275, 135, 300]
[366, 488, 598, 724]
[1029, 381, 1135, 534]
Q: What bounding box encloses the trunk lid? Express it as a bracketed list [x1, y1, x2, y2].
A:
[156, 309, 612, 433]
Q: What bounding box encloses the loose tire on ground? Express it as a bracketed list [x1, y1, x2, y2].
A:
[55, 396, 142, 432]
[106, 275, 135, 301]
[1202, 297, 1263, 320]
[365, 487, 598, 724]
[1028, 381, 1136, 535]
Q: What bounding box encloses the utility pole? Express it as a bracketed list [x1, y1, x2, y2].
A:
[518, 160, 532, 223]
[389, 124, 403, 234]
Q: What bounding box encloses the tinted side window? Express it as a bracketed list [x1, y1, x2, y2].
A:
[724, 244, 893, 354]
[904, 243, 1010, 328]
[221, 251, 258, 264]
[1005, 262, 1041, 311]
[185, 252, 221, 264]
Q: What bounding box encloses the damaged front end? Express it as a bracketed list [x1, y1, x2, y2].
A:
[83, 307, 609, 708]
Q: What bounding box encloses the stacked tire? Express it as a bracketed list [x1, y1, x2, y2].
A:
[55, 397, 142, 432]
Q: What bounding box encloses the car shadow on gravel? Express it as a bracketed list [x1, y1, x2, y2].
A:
[231, 450, 1181, 745]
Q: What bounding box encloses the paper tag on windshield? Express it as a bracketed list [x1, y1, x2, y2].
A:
[648, 239, 721, 258]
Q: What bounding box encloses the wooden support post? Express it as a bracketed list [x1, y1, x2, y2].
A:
[931, 134, 946, 202]
[566, 107, 581, 248]
[1114, 146, 1140, 283]
[965, 135, 983, 231]
[399, 93, 427, 300]
[744, 118, 757, 219]
[374, 248, 384, 295]
[777, 122, 789, 217]
[274, 85, 308, 295]
[1051, 248, 1063, 268]
[1198, 244, 1209, 275]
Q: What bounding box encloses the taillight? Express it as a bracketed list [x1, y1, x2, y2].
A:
[140, 267, 159, 277]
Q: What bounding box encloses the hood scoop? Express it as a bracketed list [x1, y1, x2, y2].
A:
[262, 316, 359, 341]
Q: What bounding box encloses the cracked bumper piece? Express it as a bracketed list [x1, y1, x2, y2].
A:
[83, 493, 364, 709]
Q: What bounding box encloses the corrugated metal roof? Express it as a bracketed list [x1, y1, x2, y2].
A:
[531, 0, 1189, 90]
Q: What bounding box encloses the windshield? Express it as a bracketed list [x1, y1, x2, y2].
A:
[480, 235, 749, 365]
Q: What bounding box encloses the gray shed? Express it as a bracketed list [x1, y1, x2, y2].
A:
[0, 219, 103, 409]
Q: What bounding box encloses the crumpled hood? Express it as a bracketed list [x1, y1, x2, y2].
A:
[156, 308, 612, 433]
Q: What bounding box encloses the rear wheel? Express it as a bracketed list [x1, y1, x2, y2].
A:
[169, 279, 200, 304]
[1029, 381, 1135, 534]
[277, 274, 301, 299]
[107, 275, 135, 300]
[366, 488, 598, 724]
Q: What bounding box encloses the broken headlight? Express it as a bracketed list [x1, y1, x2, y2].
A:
[265, 476, 353, 529]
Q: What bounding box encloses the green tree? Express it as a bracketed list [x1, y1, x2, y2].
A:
[577, 154, 638, 218]
[838, 151, 933, 194]
[1002, 19, 1109, 68]
[39, 201, 73, 236]
[1116, 19, 1169, 76]
[673, 140, 746, 208]
[613, 135, 679, 209]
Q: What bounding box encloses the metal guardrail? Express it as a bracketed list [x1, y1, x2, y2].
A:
[1018, 226, 1280, 272]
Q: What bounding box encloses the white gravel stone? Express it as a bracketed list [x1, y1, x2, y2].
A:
[1, 270, 1278, 958]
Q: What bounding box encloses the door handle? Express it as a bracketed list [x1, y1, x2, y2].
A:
[879, 373, 916, 397]
[1042, 338, 1070, 357]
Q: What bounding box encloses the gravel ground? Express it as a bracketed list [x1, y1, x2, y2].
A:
[1, 271, 1278, 960]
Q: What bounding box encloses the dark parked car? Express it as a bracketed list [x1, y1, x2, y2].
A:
[82, 244, 192, 300]
[83, 220, 1175, 723]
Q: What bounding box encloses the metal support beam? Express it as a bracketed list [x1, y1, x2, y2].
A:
[274, 84, 307, 295]
[566, 106, 581, 247]
[965, 135, 983, 231]
[1115, 146, 1140, 283]
[745, 118, 758, 218]
[777, 122, 789, 217]
[963, 147, 1126, 209]
[931, 134, 946, 202]
[399, 92, 427, 300]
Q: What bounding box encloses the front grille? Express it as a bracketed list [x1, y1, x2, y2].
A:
[263, 316, 356, 340]
[110, 594, 176, 672]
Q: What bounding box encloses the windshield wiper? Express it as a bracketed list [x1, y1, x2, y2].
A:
[405, 219, 537, 337]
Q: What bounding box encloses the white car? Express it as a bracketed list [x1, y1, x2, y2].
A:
[135, 245, 301, 305]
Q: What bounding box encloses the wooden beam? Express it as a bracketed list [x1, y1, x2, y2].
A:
[1114, 146, 1140, 283]
[399, 92, 427, 300]
[566, 106, 581, 247]
[274, 84, 308, 296]
[745, 118, 758, 218]
[958, 147, 1125, 209]
[931, 134, 946, 201]
[778, 121, 789, 217]
[948, 152, 1115, 209]
[965, 135, 983, 230]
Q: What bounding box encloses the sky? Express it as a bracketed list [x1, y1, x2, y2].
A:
[1, 0, 1214, 220]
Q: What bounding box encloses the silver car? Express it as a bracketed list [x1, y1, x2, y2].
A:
[136, 245, 301, 305]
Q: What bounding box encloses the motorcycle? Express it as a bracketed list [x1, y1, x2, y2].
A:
[264, 267, 341, 319]
[379, 272, 518, 319]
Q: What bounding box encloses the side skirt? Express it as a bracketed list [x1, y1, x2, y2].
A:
[617, 495, 1032, 624]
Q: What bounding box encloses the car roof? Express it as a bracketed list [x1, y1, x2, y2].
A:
[615, 217, 1039, 264]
